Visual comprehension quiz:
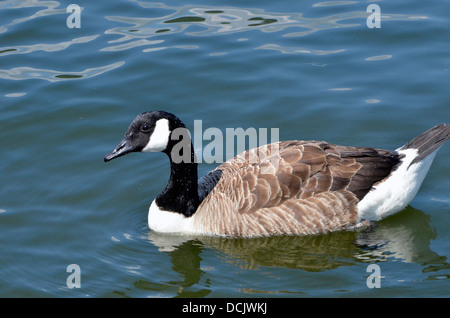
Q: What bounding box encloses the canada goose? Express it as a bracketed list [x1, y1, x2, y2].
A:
[104, 111, 449, 237]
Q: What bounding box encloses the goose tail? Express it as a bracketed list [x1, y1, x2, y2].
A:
[398, 123, 450, 166]
[357, 124, 450, 221]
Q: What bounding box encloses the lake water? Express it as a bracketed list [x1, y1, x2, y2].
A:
[1, 0, 449, 298]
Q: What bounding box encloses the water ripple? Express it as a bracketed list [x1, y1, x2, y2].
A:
[0, 35, 99, 56]
[101, 2, 428, 55]
[313, 1, 358, 7]
[1, 0, 429, 83]
[256, 43, 346, 55]
[0, 0, 65, 34]
[365, 54, 393, 61]
[0, 61, 125, 82]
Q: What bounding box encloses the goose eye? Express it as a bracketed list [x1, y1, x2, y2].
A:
[141, 124, 151, 132]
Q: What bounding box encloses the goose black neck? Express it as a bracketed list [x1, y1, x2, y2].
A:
[155, 141, 199, 217]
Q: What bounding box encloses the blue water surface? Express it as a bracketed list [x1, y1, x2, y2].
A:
[1, 0, 449, 298]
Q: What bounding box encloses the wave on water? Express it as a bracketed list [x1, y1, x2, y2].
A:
[0, 1, 427, 81]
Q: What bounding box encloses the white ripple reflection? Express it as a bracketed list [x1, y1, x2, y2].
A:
[0, 0, 429, 82]
[0, 0, 65, 34]
[365, 55, 393, 61]
[257, 43, 346, 55]
[103, 2, 428, 54]
[0, 61, 125, 82]
[0, 35, 99, 56]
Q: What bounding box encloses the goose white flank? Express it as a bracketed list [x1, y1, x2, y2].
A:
[104, 111, 450, 237]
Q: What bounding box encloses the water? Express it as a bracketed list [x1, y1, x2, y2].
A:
[1, 0, 449, 298]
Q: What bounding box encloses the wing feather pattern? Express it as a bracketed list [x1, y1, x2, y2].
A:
[192, 141, 400, 236]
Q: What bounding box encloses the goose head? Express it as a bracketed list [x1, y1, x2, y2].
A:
[104, 110, 200, 218]
[104, 111, 186, 162]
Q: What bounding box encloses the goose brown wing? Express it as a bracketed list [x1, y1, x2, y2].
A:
[212, 141, 401, 208]
[327, 144, 401, 199]
[194, 141, 400, 236]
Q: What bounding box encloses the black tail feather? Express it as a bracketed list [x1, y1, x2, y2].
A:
[400, 124, 450, 164]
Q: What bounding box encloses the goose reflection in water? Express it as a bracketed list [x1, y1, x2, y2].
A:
[145, 206, 447, 296]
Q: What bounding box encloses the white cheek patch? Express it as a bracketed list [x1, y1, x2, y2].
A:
[142, 118, 170, 152]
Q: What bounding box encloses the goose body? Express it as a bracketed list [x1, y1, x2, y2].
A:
[104, 111, 450, 237]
